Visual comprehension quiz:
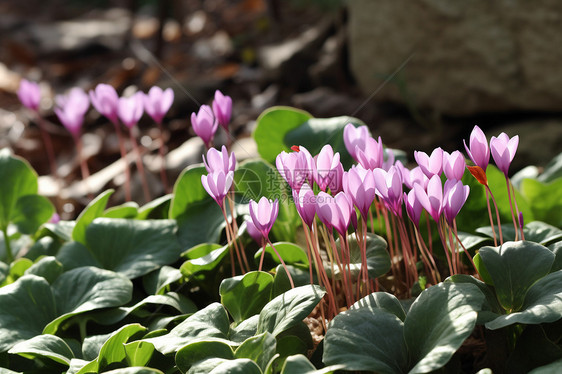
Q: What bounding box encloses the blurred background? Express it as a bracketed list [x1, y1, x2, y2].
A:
[1, 0, 561, 218]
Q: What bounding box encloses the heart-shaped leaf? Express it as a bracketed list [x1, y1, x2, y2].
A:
[478, 241, 554, 311]
[186, 358, 262, 374]
[0, 275, 56, 352]
[144, 303, 231, 355]
[11, 194, 54, 235]
[257, 285, 325, 337]
[254, 242, 309, 269]
[405, 283, 484, 373]
[24, 256, 63, 284]
[323, 307, 408, 373]
[103, 202, 139, 219]
[8, 334, 74, 365]
[234, 332, 276, 371]
[477, 222, 562, 245]
[143, 265, 183, 295]
[44, 266, 133, 334]
[253, 106, 312, 164]
[486, 270, 562, 329]
[0, 149, 38, 231]
[220, 271, 274, 324]
[124, 340, 155, 367]
[281, 354, 343, 374]
[58, 218, 182, 279]
[175, 340, 234, 373]
[349, 291, 407, 321]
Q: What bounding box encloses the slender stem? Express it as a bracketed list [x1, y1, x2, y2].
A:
[113, 120, 131, 201]
[504, 176, 519, 241]
[74, 134, 93, 200]
[485, 188, 498, 246]
[35, 113, 58, 178]
[451, 220, 479, 277]
[414, 226, 440, 284]
[302, 222, 314, 285]
[267, 239, 295, 288]
[221, 203, 236, 276]
[222, 207, 245, 274]
[508, 178, 524, 240]
[332, 233, 352, 308]
[2, 226, 13, 263]
[227, 192, 249, 271]
[156, 120, 170, 193]
[486, 185, 503, 245]
[437, 219, 455, 276]
[129, 129, 151, 202]
[307, 224, 338, 317]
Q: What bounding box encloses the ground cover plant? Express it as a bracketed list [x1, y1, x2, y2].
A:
[1, 82, 562, 374]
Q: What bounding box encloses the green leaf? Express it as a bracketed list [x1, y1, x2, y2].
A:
[0, 149, 38, 231]
[229, 315, 259, 344]
[2, 258, 33, 285]
[455, 232, 491, 252]
[102, 368, 164, 374]
[137, 194, 172, 220]
[549, 241, 562, 272]
[24, 256, 63, 284]
[405, 283, 484, 374]
[281, 354, 343, 374]
[44, 267, 133, 334]
[445, 274, 504, 323]
[349, 292, 407, 321]
[220, 271, 274, 324]
[538, 153, 562, 183]
[59, 219, 182, 279]
[477, 221, 562, 245]
[180, 243, 230, 291]
[283, 116, 366, 169]
[478, 241, 554, 311]
[520, 178, 562, 227]
[144, 303, 231, 355]
[170, 165, 225, 248]
[331, 233, 391, 279]
[77, 324, 146, 374]
[89, 292, 197, 326]
[506, 325, 562, 374]
[187, 358, 262, 374]
[11, 194, 53, 235]
[103, 202, 139, 219]
[486, 270, 562, 329]
[143, 265, 183, 295]
[175, 341, 234, 373]
[124, 340, 155, 367]
[253, 106, 312, 164]
[272, 265, 314, 297]
[72, 189, 114, 245]
[254, 242, 309, 269]
[8, 334, 74, 365]
[234, 332, 276, 372]
[323, 307, 408, 373]
[257, 285, 325, 337]
[0, 275, 56, 352]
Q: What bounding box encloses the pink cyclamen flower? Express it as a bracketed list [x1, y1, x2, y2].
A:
[203, 145, 236, 174]
[201, 170, 234, 208]
[191, 105, 218, 147]
[276, 146, 314, 191]
[212, 90, 232, 130]
[343, 165, 376, 218]
[405, 189, 423, 227]
[249, 197, 279, 240]
[89, 84, 120, 124]
[373, 166, 404, 216]
[118, 92, 145, 129]
[490, 132, 519, 177]
[54, 87, 90, 138]
[463, 125, 490, 171]
[343, 123, 369, 162]
[144, 86, 174, 124]
[356, 136, 384, 171]
[443, 150, 466, 181]
[414, 147, 444, 178]
[443, 179, 470, 225]
[316, 191, 353, 236]
[293, 183, 316, 228]
[245, 218, 265, 246]
[382, 148, 396, 171]
[414, 175, 443, 223]
[315, 145, 344, 192]
[17, 79, 41, 111]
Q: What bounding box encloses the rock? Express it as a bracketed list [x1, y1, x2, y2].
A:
[291, 87, 375, 120]
[348, 0, 562, 115]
